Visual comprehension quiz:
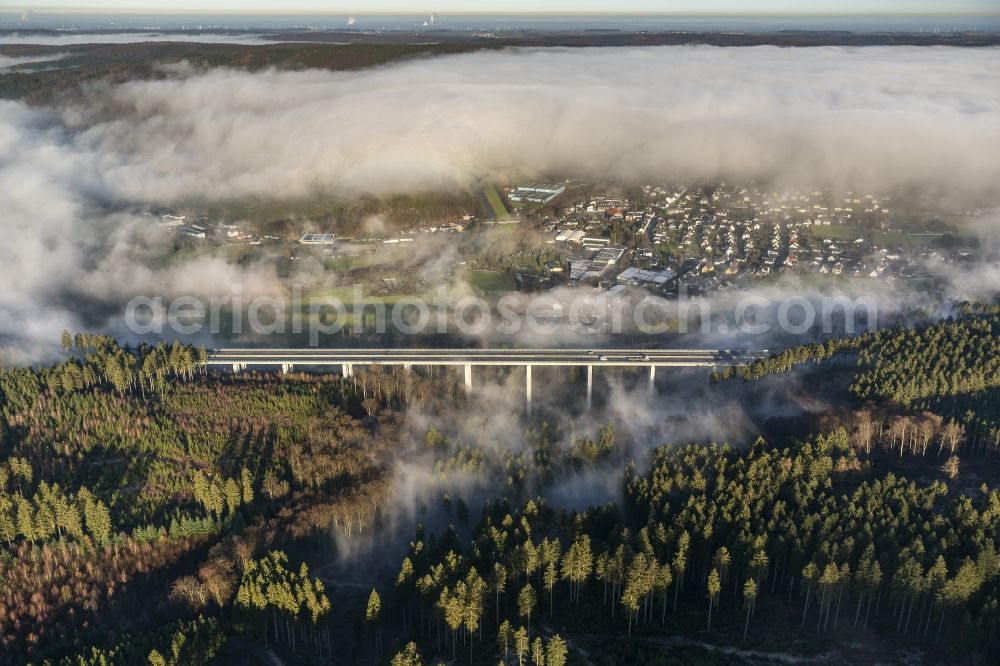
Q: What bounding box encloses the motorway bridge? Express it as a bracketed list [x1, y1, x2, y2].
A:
[207, 348, 768, 415]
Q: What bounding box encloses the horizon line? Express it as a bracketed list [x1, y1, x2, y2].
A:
[7, 9, 1000, 18]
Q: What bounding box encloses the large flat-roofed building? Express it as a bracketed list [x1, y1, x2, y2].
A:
[509, 182, 566, 204]
[160, 214, 186, 229]
[178, 226, 206, 239]
[581, 236, 611, 249]
[590, 246, 626, 272]
[568, 260, 592, 281]
[569, 246, 627, 283]
[300, 233, 338, 245]
[616, 266, 677, 289]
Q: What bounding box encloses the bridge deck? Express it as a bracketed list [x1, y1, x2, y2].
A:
[206, 348, 766, 368]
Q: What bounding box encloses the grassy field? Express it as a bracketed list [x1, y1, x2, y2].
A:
[879, 230, 947, 246]
[467, 270, 516, 294]
[305, 285, 436, 304]
[483, 185, 513, 220]
[299, 286, 440, 332]
[778, 272, 873, 289]
[186, 194, 349, 225]
[808, 223, 950, 247]
[305, 285, 366, 302]
[477, 225, 520, 243]
[806, 224, 865, 241]
[177, 189, 479, 238]
[324, 253, 395, 272]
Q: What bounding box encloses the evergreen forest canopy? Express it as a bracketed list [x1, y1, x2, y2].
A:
[0, 314, 999, 664]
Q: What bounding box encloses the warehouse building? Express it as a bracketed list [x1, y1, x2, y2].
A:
[509, 182, 566, 204]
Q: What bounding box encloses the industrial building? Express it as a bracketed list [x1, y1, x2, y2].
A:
[509, 182, 566, 204]
[581, 236, 612, 249]
[616, 266, 677, 289]
[300, 233, 338, 245]
[569, 246, 627, 283]
[178, 226, 206, 239]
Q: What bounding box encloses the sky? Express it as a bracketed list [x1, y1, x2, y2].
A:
[3, 1, 998, 15]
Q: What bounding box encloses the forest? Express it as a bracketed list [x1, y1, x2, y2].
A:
[0, 314, 998, 664]
[0, 42, 490, 105]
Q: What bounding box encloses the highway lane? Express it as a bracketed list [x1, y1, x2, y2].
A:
[207, 348, 767, 368]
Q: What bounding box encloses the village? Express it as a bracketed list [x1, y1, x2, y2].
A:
[537, 180, 978, 297]
[150, 179, 980, 303]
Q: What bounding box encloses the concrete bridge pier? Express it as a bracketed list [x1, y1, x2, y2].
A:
[343, 363, 353, 378]
[586, 365, 593, 411]
[526, 365, 533, 418]
[280, 363, 293, 375]
[648, 366, 657, 395]
[464, 364, 473, 390]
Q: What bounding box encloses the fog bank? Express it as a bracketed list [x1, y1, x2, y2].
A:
[68, 46, 1000, 203]
[2, 45, 999, 359]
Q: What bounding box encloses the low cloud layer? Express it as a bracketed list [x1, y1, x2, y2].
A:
[0, 52, 67, 68]
[1, 45, 999, 360]
[68, 46, 1000, 203]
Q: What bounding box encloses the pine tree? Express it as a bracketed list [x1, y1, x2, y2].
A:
[493, 562, 508, 625]
[532, 636, 545, 666]
[224, 478, 242, 515]
[707, 569, 721, 632]
[240, 467, 254, 504]
[16, 496, 35, 542]
[514, 625, 529, 666]
[60, 330, 73, 353]
[543, 561, 557, 617]
[391, 642, 423, 666]
[801, 562, 819, 627]
[560, 534, 593, 605]
[518, 583, 537, 627]
[0, 496, 16, 547]
[367, 588, 382, 658]
[83, 494, 112, 546]
[546, 635, 568, 666]
[672, 532, 690, 613]
[942, 455, 960, 480]
[497, 619, 512, 663]
[743, 579, 758, 640]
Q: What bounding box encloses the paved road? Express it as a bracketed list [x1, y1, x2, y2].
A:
[207, 347, 767, 369]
